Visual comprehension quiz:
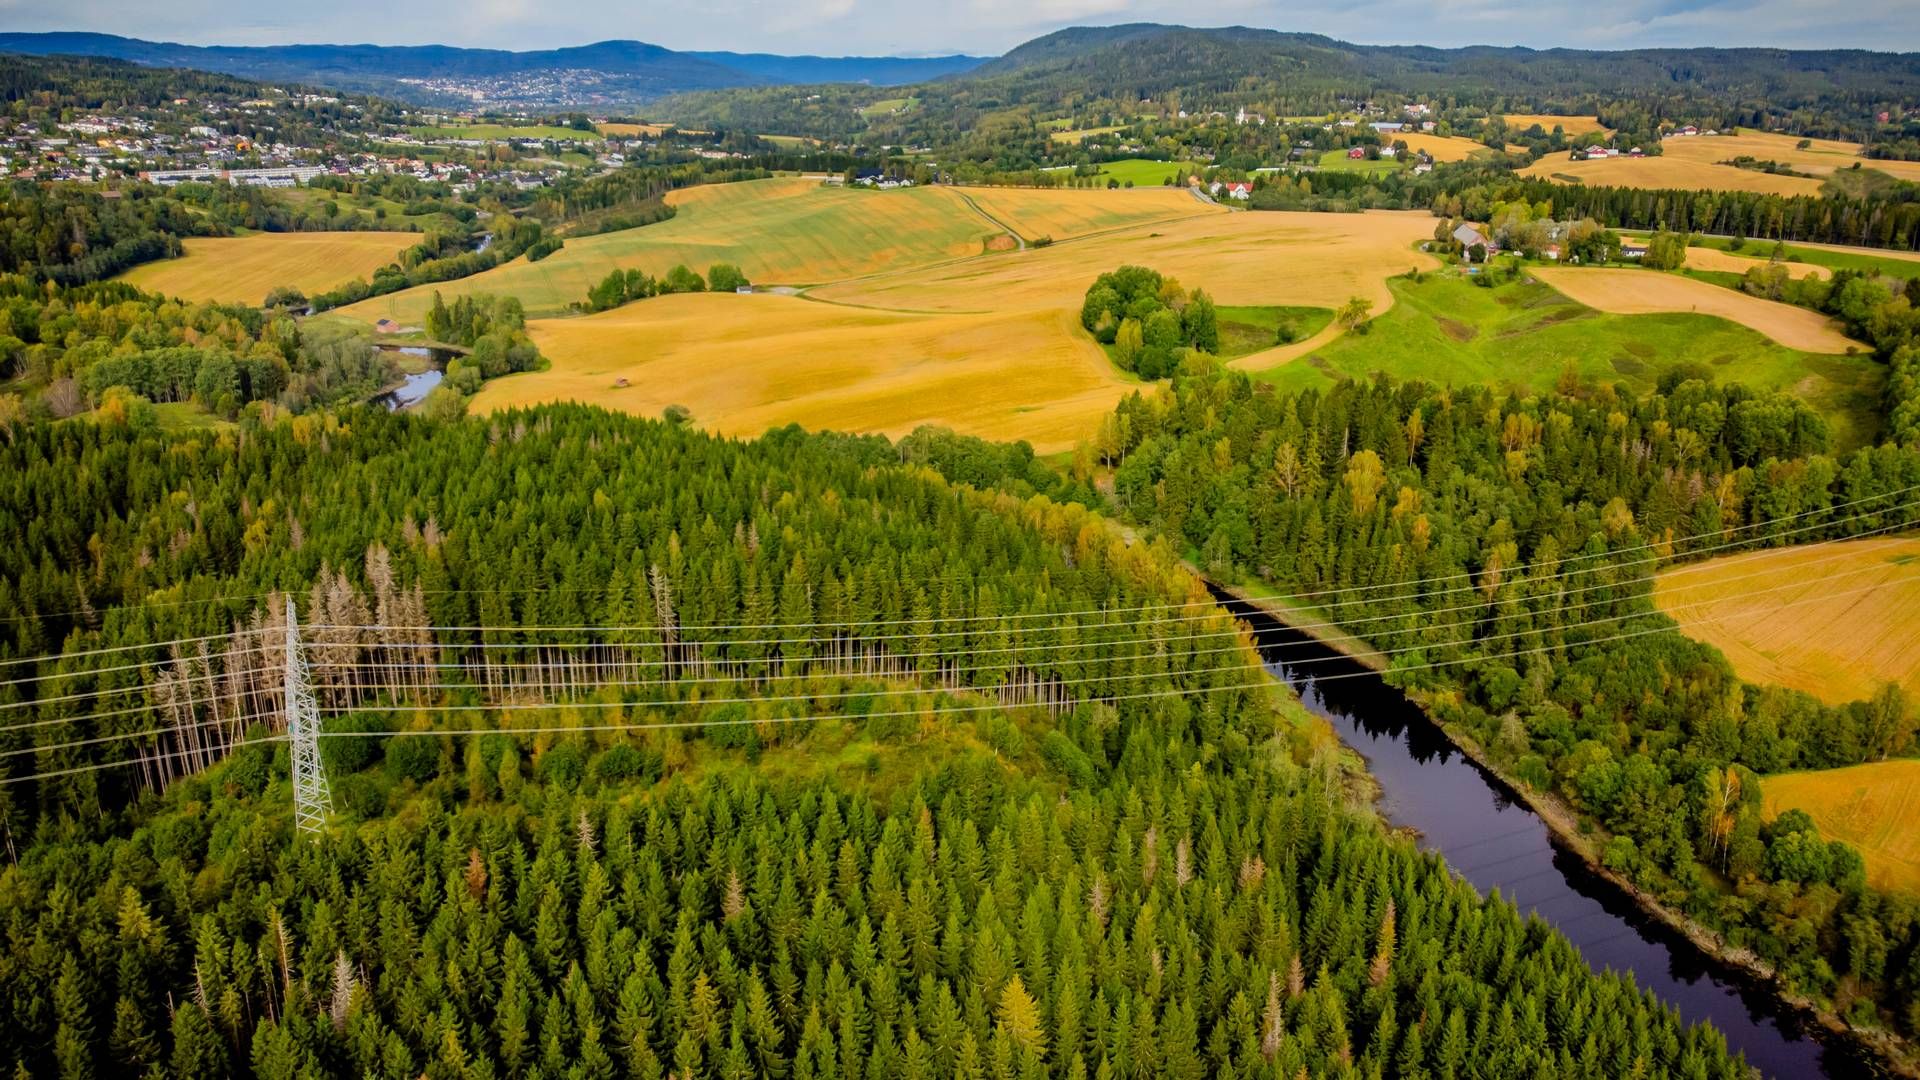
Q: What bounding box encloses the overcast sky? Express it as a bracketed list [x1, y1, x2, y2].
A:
[3, 0, 1917, 57]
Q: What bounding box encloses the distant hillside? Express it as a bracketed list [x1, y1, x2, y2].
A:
[0, 32, 988, 106]
[973, 24, 1920, 104]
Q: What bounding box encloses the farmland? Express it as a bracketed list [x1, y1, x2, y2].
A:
[448, 189, 1435, 450]
[339, 179, 1005, 322]
[1679, 245, 1830, 279]
[474, 295, 1129, 451]
[1504, 114, 1612, 137]
[1519, 153, 1828, 196]
[951, 185, 1209, 243]
[1655, 537, 1920, 705]
[1048, 125, 1124, 143]
[1396, 132, 1496, 162]
[1315, 149, 1401, 175]
[1529, 266, 1862, 352]
[597, 122, 673, 137]
[1092, 158, 1200, 186]
[115, 231, 418, 306]
[1254, 273, 1884, 448]
[1764, 761, 1920, 894]
[1521, 128, 1920, 195]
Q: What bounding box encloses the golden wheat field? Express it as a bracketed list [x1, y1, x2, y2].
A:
[455, 180, 1437, 449]
[952, 186, 1213, 244]
[1654, 537, 1920, 705]
[473, 294, 1132, 452]
[1682, 246, 1832, 279]
[1530, 267, 1861, 352]
[1503, 114, 1612, 137]
[596, 122, 671, 137]
[1662, 129, 1920, 184]
[1396, 132, 1494, 163]
[1764, 761, 1920, 893]
[339, 179, 1004, 322]
[1519, 154, 1828, 197]
[116, 231, 418, 306]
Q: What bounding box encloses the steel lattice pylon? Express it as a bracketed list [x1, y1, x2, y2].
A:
[285, 598, 332, 838]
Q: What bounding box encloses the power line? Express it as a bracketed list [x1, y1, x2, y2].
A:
[4, 532, 1911, 740]
[0, 736, 286, 787]
[2, 490, 1912, 676]
[297, 499, 1920, 638]
[285, 555, 1920, 706]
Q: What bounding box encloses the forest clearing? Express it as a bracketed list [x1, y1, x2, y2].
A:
[1654, 537, 1920, 705]
[1529, 266, 1864, 352]
[1764, 760, 1920, 893]
[114, 231, 419, 306]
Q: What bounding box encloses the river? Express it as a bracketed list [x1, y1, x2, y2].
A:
[370, 346, 455, 411]
[1213, 591, 1872, 1079]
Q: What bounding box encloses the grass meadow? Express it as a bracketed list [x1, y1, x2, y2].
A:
[1255, 273, 1884, 450]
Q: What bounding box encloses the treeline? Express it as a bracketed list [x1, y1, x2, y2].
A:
[0, 274, 392, 419]
[580, 263, 749, 313]
[1099, 369, 1920, 1046]
[0, 404, 1754, 1079]
[310, 216, 558, 312]
[1429, 172, 1920, 252]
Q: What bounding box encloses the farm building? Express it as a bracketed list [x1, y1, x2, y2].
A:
[1346, 147, 1367, 159]
[1452, 223, 1493, 251]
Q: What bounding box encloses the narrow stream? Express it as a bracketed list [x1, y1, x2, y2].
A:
[1214, 590, 1870, 1079]
[370, 346, 454, 411]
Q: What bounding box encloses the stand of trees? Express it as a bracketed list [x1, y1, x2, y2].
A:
[1079, 267, 1219, 379]
[0, 274, 394, 419]
[0, 405, 1753, 1079]
[1100, 368, 1920, 1047]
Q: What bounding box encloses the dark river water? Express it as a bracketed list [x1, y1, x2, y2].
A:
[1213, 590, 1873, 1079]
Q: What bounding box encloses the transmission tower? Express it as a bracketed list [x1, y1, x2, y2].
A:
[285, 598, 332, 838]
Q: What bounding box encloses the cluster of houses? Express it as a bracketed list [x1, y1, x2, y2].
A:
[850, 169, 916, 189]
[1205, 179, 1253, 199]
[1450, 221, 1647, 263]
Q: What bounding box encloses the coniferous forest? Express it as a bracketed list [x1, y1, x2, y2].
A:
[1099, 366, 1920, 1048]
[0, 406, 1758, 1079]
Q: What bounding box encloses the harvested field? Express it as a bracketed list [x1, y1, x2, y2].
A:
[339, 179, 999, 322]
[1663, 129, 1920, 183]
[953, 186, 1214, 243]
[1504, 114, 1611, 137]
[1530, 267, 1862, 352]
[1682, 246, 1830, 279]
[1519, 154, 1827, 196]
[116, 231, 418, 306]
[1655, 537, 1920, 706]
[463, 203, 1435, 449]
[474, 294, 1131, 452]
[815, 209, 1438, 327]
[1764, 761, 1920, 893]
[1396, 133, 1494, 162]
[597, 122, 672, 137]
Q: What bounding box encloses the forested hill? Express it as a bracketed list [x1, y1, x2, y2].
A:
[0, 406, 1753, 1079]
[976, 24, 1920, 105]
[659, 24, 1920, 145]
[0, 33, 987, 105]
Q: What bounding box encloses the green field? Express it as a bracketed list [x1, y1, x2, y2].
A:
[1256, 273, 1885, 450]
[340, 178, 1000, 324]
[860, 97, 916, 118]
[1093, 158, 1200, 186]
[409, 123, 600, 141]
[1315, 149, 1403, 175]
[1217, 304, 1334, 358]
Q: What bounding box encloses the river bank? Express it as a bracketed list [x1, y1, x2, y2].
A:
[1214, 581, 1914, 1079]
